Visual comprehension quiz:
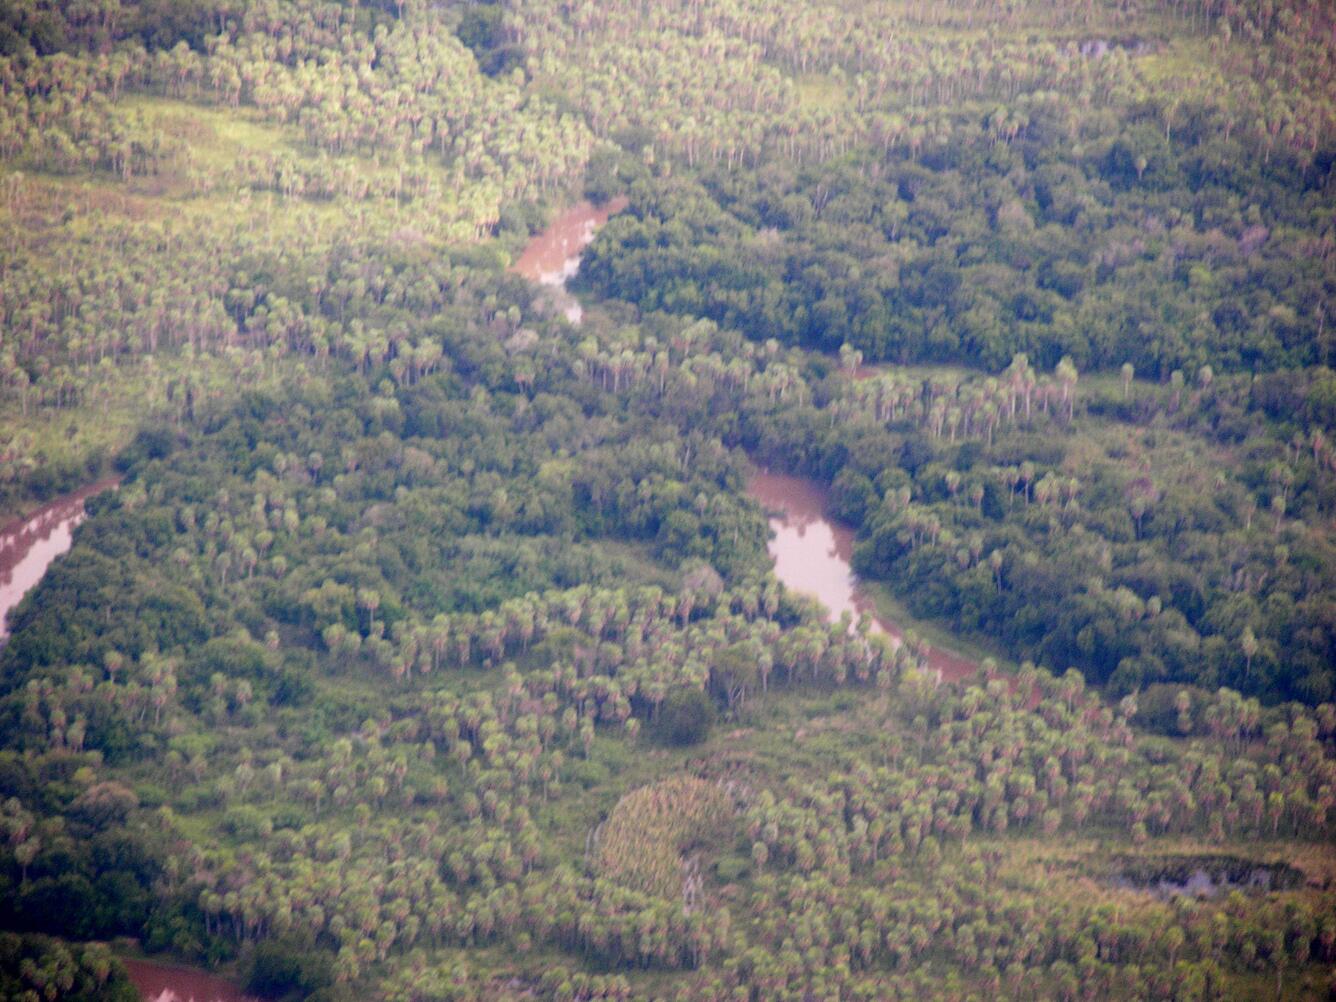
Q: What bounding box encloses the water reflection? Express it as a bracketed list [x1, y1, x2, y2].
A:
[511, 197, 628, 323]
[0, 479, 117, 637]
[749, 469, 977, 683]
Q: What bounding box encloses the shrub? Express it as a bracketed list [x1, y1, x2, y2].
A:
[653, 688, 715, 746]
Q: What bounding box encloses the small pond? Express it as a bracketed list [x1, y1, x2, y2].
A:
[1072, 37, 1151, 58]
[1112, 855, 1305, 899]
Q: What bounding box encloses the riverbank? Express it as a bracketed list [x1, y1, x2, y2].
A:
[748, 468, 992, 684]
[510, 197, 628, 324]
[0, 463, 114, 528]
[859, 579, 1016, 676]
[510, 196, 629, 284]
[0, 477, 119, 638]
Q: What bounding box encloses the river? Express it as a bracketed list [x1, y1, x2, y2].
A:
[122, 958, 256, 1002]
[0, 200, 625, 634]
[510, 205, 980, 684]
[749, 470, 977, 683]
[0, 191, 976, 1002]
[0, 200, 633, 1001]
[1, 485, 253, 1001]
[0, 478, 118, 638]
[510, 197, 628, 322]
[0, 199, 631, 1002]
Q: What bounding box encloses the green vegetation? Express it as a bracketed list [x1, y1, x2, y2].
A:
[593, 776, 733, 899]
[0, 934, 137, 1002]
[717, 353, 1336, 703]
[582, 149, 1331, 373]
[0, 0, 1333, 1000]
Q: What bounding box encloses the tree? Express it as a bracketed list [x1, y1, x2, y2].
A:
[1055, 357, 1078, 420]
[751, 841, 769, 871]
[711, 641, 761, 715]
[838, 342, 864, 374]
[652, 688, 715, 746]
[358, 588, 381, 637]
[14, 838, 39, 884]
[1241, 627, 1259, 681]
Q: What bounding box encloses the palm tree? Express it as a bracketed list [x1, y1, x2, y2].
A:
[1241, 627, 1258, 681]
[14, 838, 39, 884]
[358, 588, 381, 636]
[1055, 356, 1078, 420]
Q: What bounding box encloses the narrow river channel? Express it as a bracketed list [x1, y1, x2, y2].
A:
[0, 202, 647, 1002]
[749, 470, 978, 683]
[509, 199, 982, 685]
[1, 494, 257, 1002]
[511, 196, 629, 322]
[0, 478, 118, 638]
[0, 192, 989, 1002]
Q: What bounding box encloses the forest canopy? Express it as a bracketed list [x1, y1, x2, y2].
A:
[0, 0, 1333, 1000]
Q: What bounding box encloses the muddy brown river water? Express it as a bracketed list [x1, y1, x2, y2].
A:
[0, 478, 118, 637]
[510, 204, 981, 685]
[0, 488, 253, 1001]
[750, 470, 977, 683]
[122, 958, 255, 1002]
[0, 191, 990, 1002]
[0, 202, 640, 1002]
[511, 197, 628, 322]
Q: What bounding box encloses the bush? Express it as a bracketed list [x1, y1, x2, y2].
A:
[221, 805, 272, 840]
[715, 853, 750, 883]
[115, 426, 177, 472]
[568, 758, 611, 789]
[652, 688, 715, 746]
[246, 938, 333, 999]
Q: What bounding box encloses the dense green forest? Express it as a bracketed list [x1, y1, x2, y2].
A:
[0, 0, 1334, 1000]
